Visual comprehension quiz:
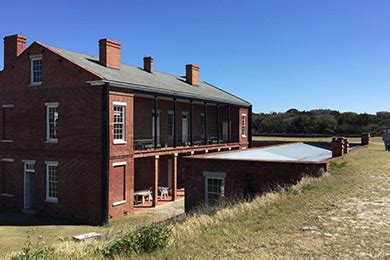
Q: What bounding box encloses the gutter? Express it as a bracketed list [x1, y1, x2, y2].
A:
[101, 83, 109, 225]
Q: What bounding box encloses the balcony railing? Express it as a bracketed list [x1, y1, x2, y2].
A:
[134, 134, 240, 151]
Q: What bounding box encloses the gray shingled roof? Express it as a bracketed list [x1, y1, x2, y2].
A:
[42, 43, 250, 107]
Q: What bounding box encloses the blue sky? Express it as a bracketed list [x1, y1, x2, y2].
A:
[0, 0, 389, 114]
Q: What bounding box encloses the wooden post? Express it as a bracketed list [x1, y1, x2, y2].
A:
[172, 153, 178, 201]
[227, 106, 231, 143]
[153, 155, 159, 207]
[189, 100, 193, 146]
[217, 104, 220, 144]
[204, 102, 207, 145]
[154, 96, 158, 149]
[173, 98, 177, 148]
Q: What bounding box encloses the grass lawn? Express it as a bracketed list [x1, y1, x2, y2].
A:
[1, 137, 388, 258]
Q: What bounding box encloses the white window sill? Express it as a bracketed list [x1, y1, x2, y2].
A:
[45, 140, 58, 144]
[1, 193, 13, 198]
[112, 200, 127, 207]
[113, 140, 127, 145]
[45, 198, 58, 203]
[30, 82, 42, 87]
[1, 140, 13, 143]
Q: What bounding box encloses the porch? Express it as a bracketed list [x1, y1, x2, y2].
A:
[133, 94, 241, 151]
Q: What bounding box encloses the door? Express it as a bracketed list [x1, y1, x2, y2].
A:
[182, 113, 189, 144]
[222, 121, 229, 142]
[152, 110, 161, 146]
[24, 162, 36, 211]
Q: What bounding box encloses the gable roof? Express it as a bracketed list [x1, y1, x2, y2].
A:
[41, 43, 250, 107]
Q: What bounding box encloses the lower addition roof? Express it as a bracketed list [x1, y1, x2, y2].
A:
[42, 43, 251, 107]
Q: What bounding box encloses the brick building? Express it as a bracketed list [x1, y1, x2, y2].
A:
[0, 34, 251, 224]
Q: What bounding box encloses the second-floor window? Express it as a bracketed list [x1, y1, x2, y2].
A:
[46, 103, 59, 143]
[113, 102, 126, 144]
[30, 56, 43, 85]
[241, 114, 247, 137]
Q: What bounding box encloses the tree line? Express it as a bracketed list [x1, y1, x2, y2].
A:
[252, 109, 390, 136]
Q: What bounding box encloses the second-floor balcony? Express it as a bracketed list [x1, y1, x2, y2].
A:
[133, 94, 241, 151]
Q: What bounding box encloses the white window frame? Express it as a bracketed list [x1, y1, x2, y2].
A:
[203, 171, 226, 206]
[45, 161, 59, 203]
[45, 102, 59, 144]
[113, 102, 127, 144]
[30, 55, 43, 86]
[241, 113, 247, 138]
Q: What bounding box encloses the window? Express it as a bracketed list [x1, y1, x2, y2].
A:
[45, 161, 58, 203]
[168, 111, 174, 138]
[1, 158, 14, 197]
[113, 102, 126, 144]
[30, 56, 43, 85]
[205, 177, 225, 205]
[112, 162, 127, 206]
[241, 114, 247, 137]
[1, 104, 14, 142]
[45, 103, 59, 143]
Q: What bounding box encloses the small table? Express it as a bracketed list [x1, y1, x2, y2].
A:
[158, 187, 170, 199]
[134, 190, 152, 205]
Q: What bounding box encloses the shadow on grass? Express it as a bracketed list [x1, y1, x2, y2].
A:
[0, 209, 85, 226]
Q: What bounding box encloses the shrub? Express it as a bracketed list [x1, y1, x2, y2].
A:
[101, 224, 171, 257]
[101, 232, 139, 258]
[134, 224, 171, 253]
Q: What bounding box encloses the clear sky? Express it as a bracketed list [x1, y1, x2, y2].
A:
[0, 0, 389, 114]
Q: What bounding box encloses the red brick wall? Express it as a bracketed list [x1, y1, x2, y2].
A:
[107, 91, 134, 220]
[183, 157, 328, 212]
[0, 42, 104, 224]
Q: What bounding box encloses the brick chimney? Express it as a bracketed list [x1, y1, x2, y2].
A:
[99, 39, 121, 69]
[143, 56, 153, 73]
[3, 34, 27, 69]
[331, 137, 344, 157]
[186, 64, 199, 86]
[361, 133, 370, 145]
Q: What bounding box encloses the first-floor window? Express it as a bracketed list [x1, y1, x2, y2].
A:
[241, 114, 247, 137]
[45, 161, 58, 203]
[46, 102, 59, 143]
[113, 102, 126, 144]
[205, 177, 225, 205]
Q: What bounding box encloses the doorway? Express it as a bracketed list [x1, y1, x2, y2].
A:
[182, 112, 189, 144]
[23, 161, 36, 213]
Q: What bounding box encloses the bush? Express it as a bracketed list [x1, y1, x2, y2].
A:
[133, 224, 171, 253]
[101, 224, 171, 257]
